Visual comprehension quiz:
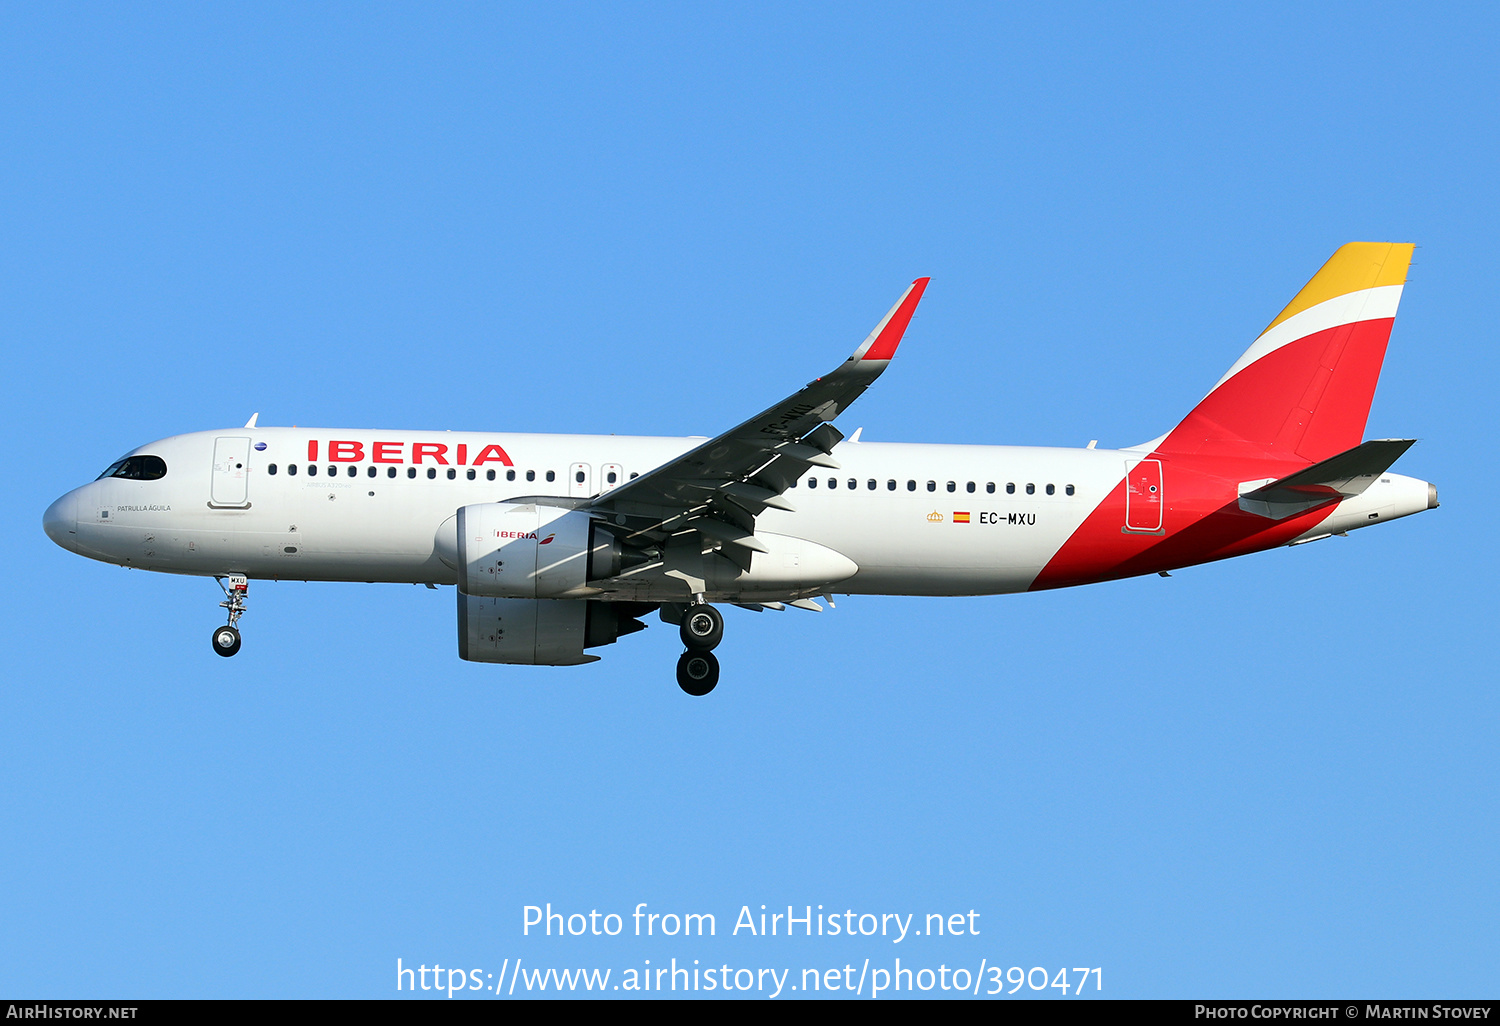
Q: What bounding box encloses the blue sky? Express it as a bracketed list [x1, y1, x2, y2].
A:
[2, 2, 1494, 999]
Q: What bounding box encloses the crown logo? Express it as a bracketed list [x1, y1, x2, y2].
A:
[927, 510, 944, 522]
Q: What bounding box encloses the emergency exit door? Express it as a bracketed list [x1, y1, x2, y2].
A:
[568, 462, 593, 498]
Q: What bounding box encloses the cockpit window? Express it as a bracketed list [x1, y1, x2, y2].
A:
[97, 455, 167, 481]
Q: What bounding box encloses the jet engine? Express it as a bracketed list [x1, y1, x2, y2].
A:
[437, 502, 652, 599]
[458, 594, 649, 665]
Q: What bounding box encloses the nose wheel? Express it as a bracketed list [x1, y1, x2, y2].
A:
[212, 624, 242, 657]
[212, 575, 249, 657]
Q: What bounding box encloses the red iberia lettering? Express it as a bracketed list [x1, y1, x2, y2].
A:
[329, 440, 364, 462]
[471, 444, 514, 467]
[307, 440, 318, 461]
[456, 444, 468, 466]
[372, 441, 403, 463]
[411, 443, 449, 465]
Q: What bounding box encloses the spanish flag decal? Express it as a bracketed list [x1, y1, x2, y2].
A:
[953, 511, 971, 524]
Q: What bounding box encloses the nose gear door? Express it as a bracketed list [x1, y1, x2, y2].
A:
[211, 436, 252, 507]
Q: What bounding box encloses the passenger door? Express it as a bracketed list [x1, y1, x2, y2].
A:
[210, 437, 252, 507]
[1124, 459, 1163, 532]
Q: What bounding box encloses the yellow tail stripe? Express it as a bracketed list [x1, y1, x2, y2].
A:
[1261, 242, 1414, 336]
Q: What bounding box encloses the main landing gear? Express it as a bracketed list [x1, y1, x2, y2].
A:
[675, 601, 724, 696]
[212, 575, 248, 657]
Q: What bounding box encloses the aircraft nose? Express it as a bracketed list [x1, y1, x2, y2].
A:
[43, 492, 78, 552]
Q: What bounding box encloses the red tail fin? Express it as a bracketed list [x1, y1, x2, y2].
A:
[1157, 243, 1414, 462]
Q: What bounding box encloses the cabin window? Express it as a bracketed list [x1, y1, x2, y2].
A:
[927, 481, 936, 492]
[1046, 483, 1055, 495]
[327, 466, 336, 477]
[367, 466, 377, 478]
[848, 478, 858, 490]
[966, 481, 975, 493]
[267, 464, 277, 476]
[828, 478, 837, 489]
[1066, 484, 1075, 496]
[946, 481, 956, 493]
[98, 455, 169, 481]
[1026, 483, 1035, 495]
[808, 477, 818, 489]
[1006, 482, 1015, 494]
[388, 467, 397, 479]
[506, 469, 516, 481]
[427, 468, 437, 479]
[607, 471, 617, 484]
[486, 469, 495, 481]
[545, 470, 556, 483]
[446, 468, 456, 480]
[867, 479, 876, 490]
[467, 469, 476, 480]
[526, 470, 536, 482]
[986, 482, 995, 494]
[407, 467, 416, 479]
[307, 465, 318, 477]
[887, 479, 897, 491]
[287, 464, 298, 476]
[347, 466, 357, 478]
[575, 470, 585, 484]
[907, 480, 916, 491]
[630, 472, 639, 479]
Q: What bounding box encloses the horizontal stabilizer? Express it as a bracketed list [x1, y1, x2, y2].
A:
[1238, 438, 1416, 519]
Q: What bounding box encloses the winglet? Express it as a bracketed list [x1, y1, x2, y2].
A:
[850, 278, 930, 363]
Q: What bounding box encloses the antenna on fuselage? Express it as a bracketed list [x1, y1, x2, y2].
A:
[244, 413, 259, 428]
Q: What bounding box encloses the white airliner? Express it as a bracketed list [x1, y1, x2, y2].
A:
[44, 243, 1436, 694]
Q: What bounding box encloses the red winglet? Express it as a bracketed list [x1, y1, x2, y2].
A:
[861, 277, 930, 361]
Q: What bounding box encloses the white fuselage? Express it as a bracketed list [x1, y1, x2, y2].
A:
[44, 426, 1433, 602]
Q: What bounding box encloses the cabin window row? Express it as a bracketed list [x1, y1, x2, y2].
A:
[263, 465, 639, 484]
[792, 477, 1075, 496]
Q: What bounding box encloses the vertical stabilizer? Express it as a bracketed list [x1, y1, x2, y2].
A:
[1157, 243, 1414, 462]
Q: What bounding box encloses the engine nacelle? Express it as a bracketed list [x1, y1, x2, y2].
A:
[439, 503, 628, 599]
[458, 594, 647, 665]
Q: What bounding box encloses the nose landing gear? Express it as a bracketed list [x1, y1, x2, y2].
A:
[212, 575, 248, 657]
[676, 601, 723, 695]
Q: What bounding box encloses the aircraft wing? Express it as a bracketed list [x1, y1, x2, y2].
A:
[588, 278, 930, 557]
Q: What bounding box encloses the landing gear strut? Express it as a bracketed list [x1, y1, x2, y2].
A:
[676, 601, 723, 695]
[212, 575, 248, 657]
